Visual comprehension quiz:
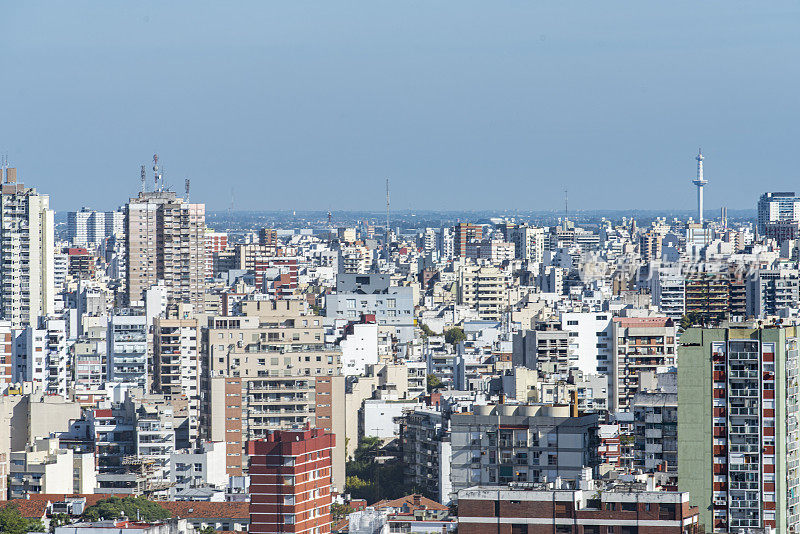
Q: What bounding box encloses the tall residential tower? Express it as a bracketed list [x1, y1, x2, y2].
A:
[125, 156, 207, 310]
[0, 167, 54, 329]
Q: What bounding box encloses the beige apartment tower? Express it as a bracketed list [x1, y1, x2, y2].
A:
[125, 189, 207, 311]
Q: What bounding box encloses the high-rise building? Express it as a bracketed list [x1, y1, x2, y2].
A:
[67, 208, 124, 247]
[0, 167, 54, 329]
[610, 317, 677, 414]
[758, 192, 800, 240]
[449, 404, 599, 498]
[453, 223, 482, 257]
[678, 326, 800, 533]
[746, 269, 800, 318]
[125, 186, 207, 310]
[248, 428, 334, 534]
[153, 307, 201, 446]
[204, 300, 345, 489]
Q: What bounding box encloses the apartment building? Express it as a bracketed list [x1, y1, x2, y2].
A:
[399, 408, 453, 505]
[457, 479, 700, 534]
[457, 265, 510, 321]
[9, 437, 95, 499]
[67, 208, 124, 247]
[205, 300, 346, 490]
[610, 317, 677, 413]
[0, 167, 55, 329]
[325, 274, 414, 329]
[107, 312, 148, 388]
[513, 323, 573, 375]
[507, 225, 546, 264]
[449, 404, 599, 498]
[125, 189, 207, 310]
[14, 316, 69, 398]
[678, 325, 800, 533]
[248, 428, 334, 534]
[153, 309, 201, 446]
[746, 269, 800, 317]
[560, 312, 613, 375]
[453, 223, 482, 257]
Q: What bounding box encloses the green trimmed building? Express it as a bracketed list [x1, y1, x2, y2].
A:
[678, 325, 800, 533]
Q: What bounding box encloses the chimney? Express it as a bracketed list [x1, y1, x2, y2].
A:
[412, 494, 421, 507]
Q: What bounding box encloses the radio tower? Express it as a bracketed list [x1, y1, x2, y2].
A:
[185, 178, 190, 202]
[385, 178, 390, 262]
[692, 149, 707, 224]
[153, 154, 161, 192]
[140, 165, 146, 193]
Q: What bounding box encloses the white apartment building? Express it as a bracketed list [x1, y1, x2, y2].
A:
[14, 316, 69, 398]
[340, 322, 379, 376]
[0, 168, 55, 329]
[560, 311, 613, 375]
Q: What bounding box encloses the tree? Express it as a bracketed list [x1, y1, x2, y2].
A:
[418, 322, 435, 338]
[50, 513, 71, 533]
[427, 374, 443, 393]
[444, 327, 466, 347]
[82, 497, 171, 522]
[196, 527, 217, 534]
[679, 312, 705, 331]
[0, 505, 45, 534]
[331, 502, 355, 521]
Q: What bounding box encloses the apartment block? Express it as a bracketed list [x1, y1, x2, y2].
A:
[205, 300, 346, 490]
[449, 404, 599, 498]
[610, 317, 677, 414]
[457, 265, 511, 321]
[0, 167, 55, 329]
[125, 190, 207, 310]
[457, 479, 700, 534]
[248, 428, 334, 534]
[678, 326, 800, 533]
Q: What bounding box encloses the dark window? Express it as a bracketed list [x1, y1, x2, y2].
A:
[511, 526, 528, 534]
[620, 501, 637, 512]
[659, 503, 675, 520]
[494, 500, 500, 517]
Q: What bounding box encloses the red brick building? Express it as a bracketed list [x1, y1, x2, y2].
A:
[457, 481, 700, 534]
[248, 428, 335, 534]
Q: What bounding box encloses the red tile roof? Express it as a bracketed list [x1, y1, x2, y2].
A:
[1, 499, 49, 518]
[94, 409, 114, 418]
[371, 494, 449, 512]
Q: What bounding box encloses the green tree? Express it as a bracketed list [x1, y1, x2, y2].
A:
[0, 505, 45, 534]
[679, 312, 705, 331]
[196, 527, 217, 534]
[444, 327, 466, 346]
[82, 497, 171, 522]
[50, 513, 71, 533]
[418, 322, 434, 338]
[331, 502, 355, 521]
[426, 374, 443, 393]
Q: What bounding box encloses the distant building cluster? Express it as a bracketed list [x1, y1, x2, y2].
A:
[1, 152, 799, 534]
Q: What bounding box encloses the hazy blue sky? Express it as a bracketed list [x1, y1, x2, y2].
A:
[2, 2, 798, 212]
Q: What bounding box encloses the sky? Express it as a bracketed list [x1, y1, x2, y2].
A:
[1, 1, 799, 213]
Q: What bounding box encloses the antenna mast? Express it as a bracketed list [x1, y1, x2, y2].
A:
[385, 178, 390, 261]
[140, 165, 146, 194]
[153, 154, 160, 192]
[185, 178, 190, 202]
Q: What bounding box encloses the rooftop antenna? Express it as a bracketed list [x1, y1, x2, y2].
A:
[185, 178, 190, 202]
[327, 210, 332, 225]
[229, 187, 235, 215]
[386, 178, 390, 261]
[140, 165, 146, 194]
[152, 154, 160, 192]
